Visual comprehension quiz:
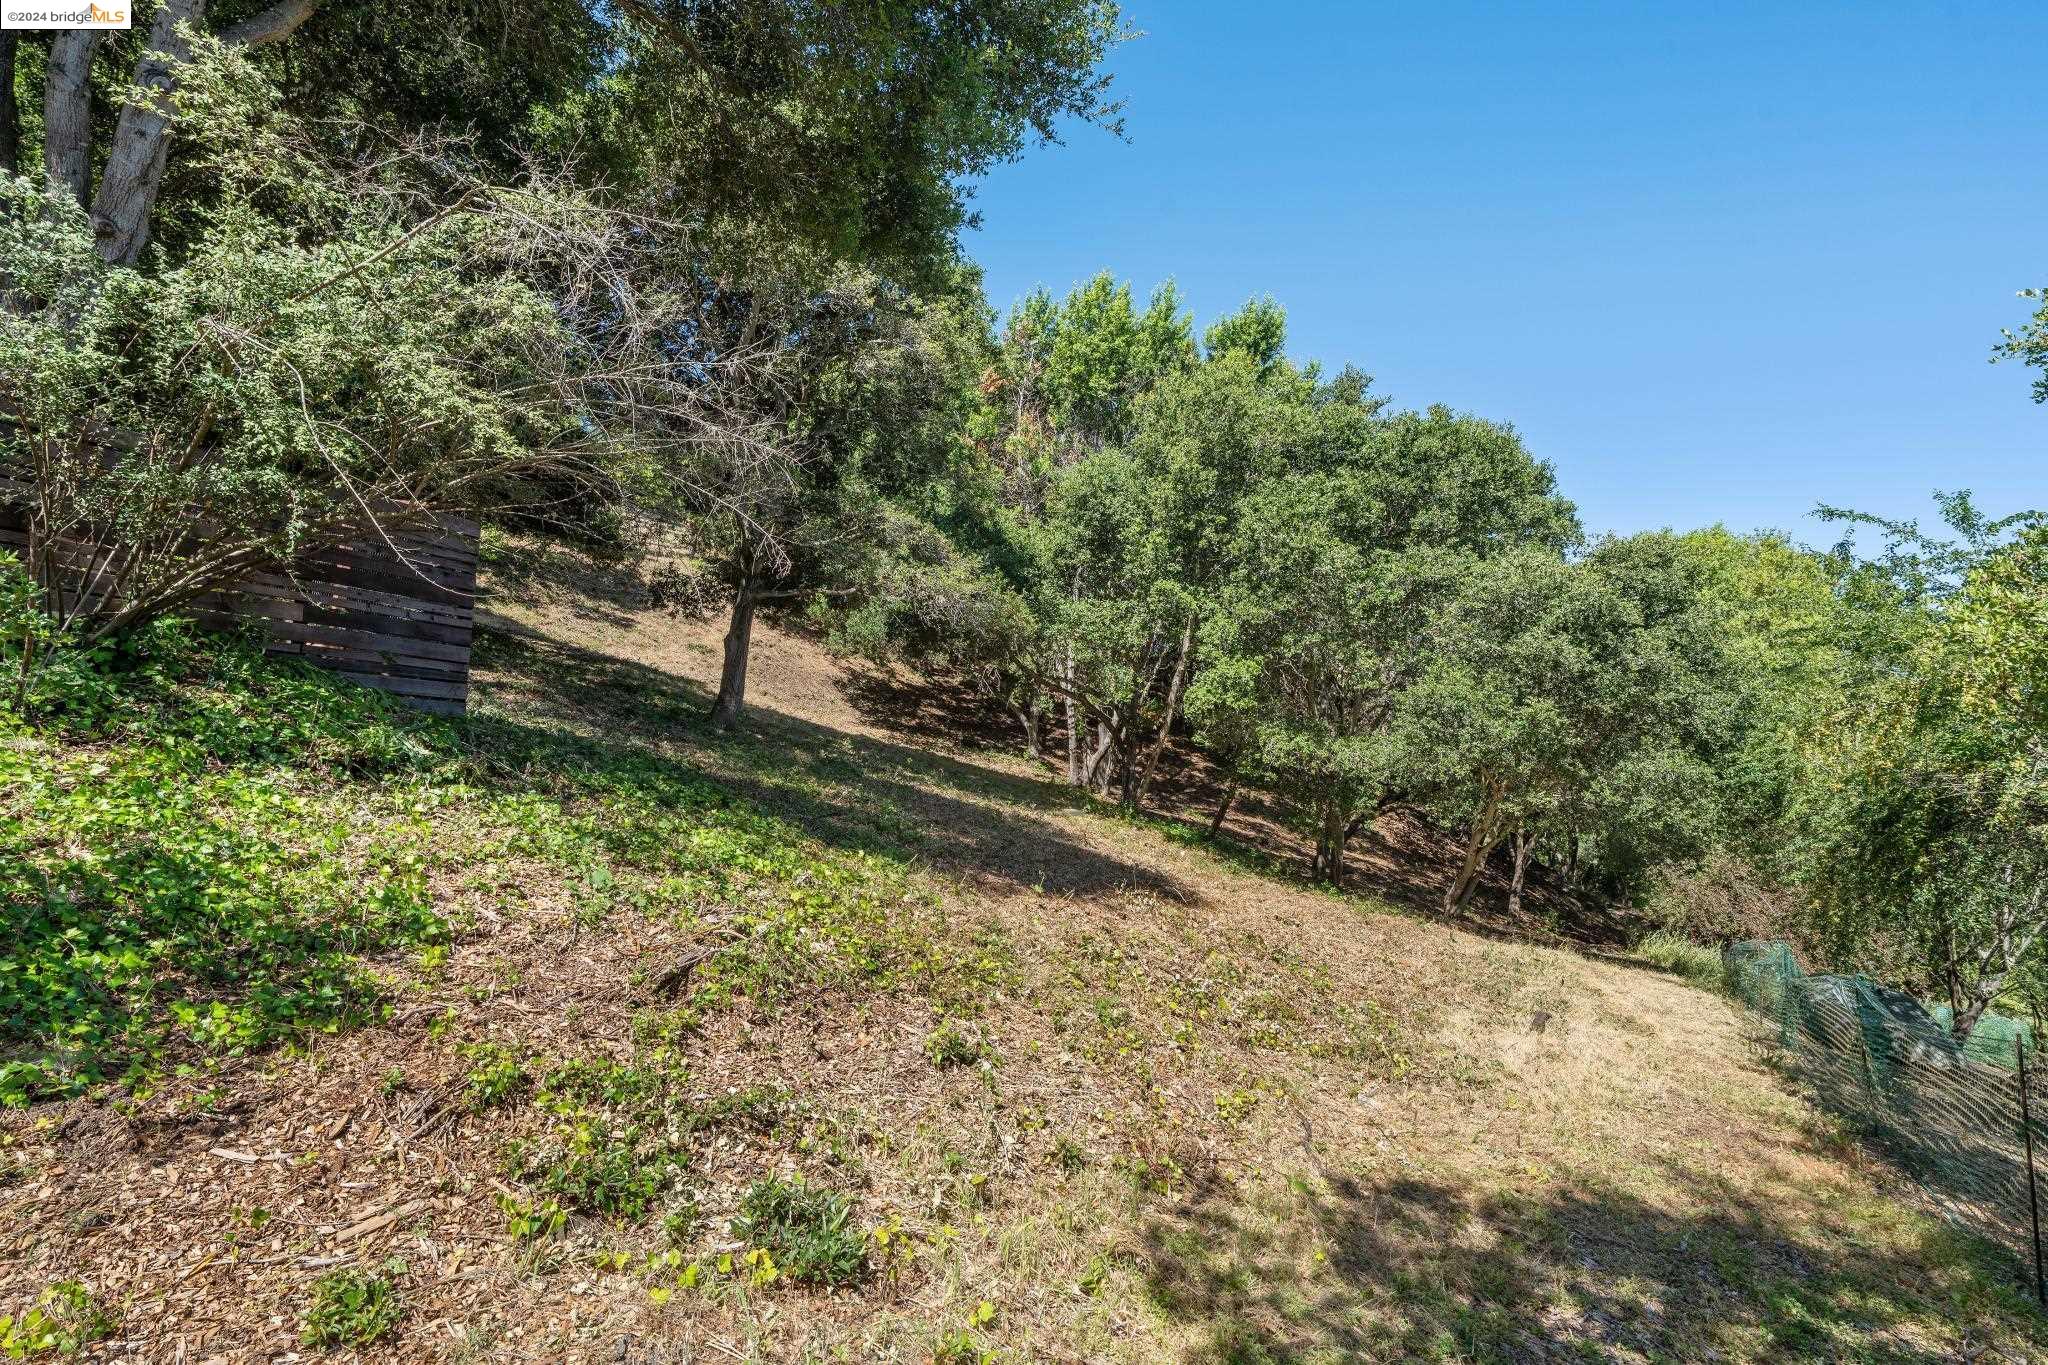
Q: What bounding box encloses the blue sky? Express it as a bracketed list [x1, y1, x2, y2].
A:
[962, 1, 2046, 541]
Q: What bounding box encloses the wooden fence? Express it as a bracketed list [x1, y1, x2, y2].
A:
[0, 510, 481, 716]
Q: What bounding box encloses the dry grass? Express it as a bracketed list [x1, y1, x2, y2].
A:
[1, 539, 2042, 1362]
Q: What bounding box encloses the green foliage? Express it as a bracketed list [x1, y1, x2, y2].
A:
[922, 1020, 993, 1069]
[1399, 535, 1738, 909]
[732, 1177, 869, 1287]
[302, 1264, 405, 1349]
[1796, 522, 2048, 1032]
[0, 639, 447, 1106]
[0, 1281, 117, 1357]
[1635, 930, 1730, 992]
[463, 1045, 530, 1111]
[1995, 285, 2048, 403]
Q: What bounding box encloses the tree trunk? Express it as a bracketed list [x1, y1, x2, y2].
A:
[708, 573, 756, 730]
[1444, 786, 1505, 915]
[1207, 778, 1239, 838]
[1, 34, 19, 177]
[1563, 832, 1581, 892]
[1507, 828, 1534, 918]
[43, 31, 97, 207]
[1129, 613, 1195, 812]
[1011, 700, 1042, 761]
[1063, 655, 1080, 786]
[1939, 920, 1963, 1018]
[1953, 983, 2003, 1043]
[1080, 721, 1114, 794]
[90, 0, 204, 264]
[1314, 802, 1349, 887]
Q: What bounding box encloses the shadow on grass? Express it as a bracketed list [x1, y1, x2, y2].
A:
[835, 639, 1638, 952]
[468, 624, 1193, 905]
[1142, 1156, 2045, 1363]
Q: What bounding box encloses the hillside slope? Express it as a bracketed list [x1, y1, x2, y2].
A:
[2, 542, 2041, 1363]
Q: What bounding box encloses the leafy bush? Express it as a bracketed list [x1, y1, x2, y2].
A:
[1646, 851, 1801, 948]
[463, 1045, 529, 1111]
[302, 1265, 405, 1348]
[732, 1177, 868, 1286]
[524, 1124, 680, 1220]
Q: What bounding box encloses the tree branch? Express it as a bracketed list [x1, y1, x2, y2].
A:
[216, 0, 320, 46]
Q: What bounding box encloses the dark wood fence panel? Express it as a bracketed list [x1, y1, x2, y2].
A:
[0, 510, 480, 716]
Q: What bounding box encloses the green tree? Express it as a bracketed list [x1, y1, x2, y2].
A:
[1400, 538, 1735, 915]
[1800, 527, 2048, 1037]
[1185, 405, 1576, 884]
[12, 0, 1125, 274]
[1996, 285, 2048, 404]
[1202, 295, 1288, 377]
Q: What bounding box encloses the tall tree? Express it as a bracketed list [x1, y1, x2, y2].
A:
[1401, 537, 1735, 915]
[19, 0, 1123, 272]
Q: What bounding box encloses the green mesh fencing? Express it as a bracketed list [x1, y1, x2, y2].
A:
[1724, 940, 2048, 1298]
[1929, 1006, 2038, 1069]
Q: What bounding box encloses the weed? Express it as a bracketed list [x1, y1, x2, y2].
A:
[1214, 1087, 1261, 1126]
[732, 1177, 868, 1287]
[303, 1263, 405, 1349]
[462, 1044, 528, 1110]
[0, 1280, 118, 1355]
[501, 1195, 568, 1242]
[515, 1124, 680, 1220]
[923, 1020, 991, 1069]
[661, 1202, 700, 1249]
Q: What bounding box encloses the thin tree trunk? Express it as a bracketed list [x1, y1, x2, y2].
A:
[1444, 785, 1505, 914]
[1, 34, 19, 177]
[1011, 701, 1042, 761]
[1130, 613, 1195, 811]
[1940, 920, 1963, 1018]
[1314, 802, 1349, 887]
[1207, 777, 1239, 838]
[1063, 654, 1080, 786]
[43, 30, 97, 207]
[709, 571, 756, 730]
[1507, 828, 1534, 918]
[1563, 832, 1581, 892]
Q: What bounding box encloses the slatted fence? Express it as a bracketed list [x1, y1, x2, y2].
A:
[0, 508, 480, 716]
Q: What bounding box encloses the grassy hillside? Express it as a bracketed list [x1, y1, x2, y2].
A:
[1, 544, 2042, 1363]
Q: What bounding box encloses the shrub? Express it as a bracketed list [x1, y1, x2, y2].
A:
[1645, 852, 1801, 947]
[732, 1177, 868, 1287]
[1636, 929, 1730, 992]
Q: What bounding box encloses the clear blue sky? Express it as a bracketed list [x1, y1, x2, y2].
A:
[962, 1, 2046, 541]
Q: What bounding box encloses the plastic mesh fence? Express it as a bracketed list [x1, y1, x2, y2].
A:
[1724, 940, 2048, 1292]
